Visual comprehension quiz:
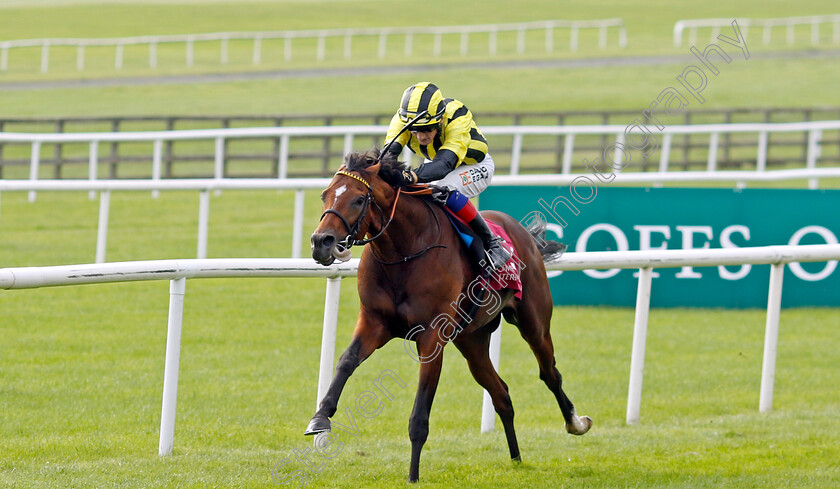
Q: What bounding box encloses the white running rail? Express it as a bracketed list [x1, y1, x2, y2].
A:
[674, 14, 840, 48]
[0, 19, 627, 74]
[1, 121, 839, 262]
[2, 244, 839, 453]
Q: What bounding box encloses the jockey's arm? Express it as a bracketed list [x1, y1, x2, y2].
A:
[414, 114, 471, 183]
[414, 150, 459, 182]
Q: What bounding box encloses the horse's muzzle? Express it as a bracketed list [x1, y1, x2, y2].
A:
[311, 232, 337, 266]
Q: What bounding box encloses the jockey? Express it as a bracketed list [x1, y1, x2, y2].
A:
[383, 81, 513, 272]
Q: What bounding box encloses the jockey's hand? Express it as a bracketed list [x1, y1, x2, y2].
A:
[382, 168, 418, 187]
[401, 170, 419, 186]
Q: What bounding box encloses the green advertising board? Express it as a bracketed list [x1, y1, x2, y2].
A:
[481, 187, 840, 308]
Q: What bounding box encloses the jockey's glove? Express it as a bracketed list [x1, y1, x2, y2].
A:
[401, 170, 419, 186]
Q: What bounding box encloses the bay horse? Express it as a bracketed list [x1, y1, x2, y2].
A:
[307, 149, 591, 482]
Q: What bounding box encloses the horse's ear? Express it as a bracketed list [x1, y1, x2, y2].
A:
[366, 162, 381, 174]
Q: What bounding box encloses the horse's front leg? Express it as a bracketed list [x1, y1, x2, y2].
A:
[305, 316, 391, 435]
[407, 337, 445, 483]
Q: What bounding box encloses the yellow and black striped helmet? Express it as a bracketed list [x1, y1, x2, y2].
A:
[397, 82, 446, 126]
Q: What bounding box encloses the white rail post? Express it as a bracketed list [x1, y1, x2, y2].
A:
[95, 190, 110, 264]
[316, 277, 342, 408]
[570, 26, 579, 51]
[277, 134, 290, 179]
[806, 129, 820, 189]
[1, 44, 9, 72]
[159, 277, 187, 456]
[344, 34, 352, 59]
[314, 276, 341, 447]
[317, 33, 326, 61]
[433, 33, 442, 57]
[342, 133, 354, 158]
[197, 190, 210, 259]
[292, 189, 305, 259]
[545, 23, 554, 53]
[115, 43, 124, 70]
[612, 132, 626, 175]
[510, 133, 523, 175]
[404, 33, 413, 57]
[214, 136, 225, 181]
[488, 29, 497, 56]
[759, 263, 784, 413]
[707, 132, 720, 171]
[561, 134, 575, 174]
[186, 37, 195, 67]
[626, 266, 653, 424]
[655, 133, 672, 188]
[252, 36, 262, 65]
[77, 45, 85, 71]
[28, 141, 41, 203]
[220, 36, 229, 65]
[149, 41, 158, 68]
[378, 33, 387, 59]
[756, 131, 768, 172]
[481, 326, 502, 433]
[88, 141, 99, 200]
[152, 139, 163, 199]
[40, 41, 49, 73]
[673, 22, 684, 48]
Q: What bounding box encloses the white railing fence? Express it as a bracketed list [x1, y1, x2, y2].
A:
[0, 19, 627, 74]
[4, 167, 840, 265]
[2, 244, 838, 453]
[2, 120, 839, 263]
[674, 14, 840, 48]
[2, 121, 837, 191]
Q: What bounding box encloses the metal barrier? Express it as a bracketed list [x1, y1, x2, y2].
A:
[2, 244, 838, 452]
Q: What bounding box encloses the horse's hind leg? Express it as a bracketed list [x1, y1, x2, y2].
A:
[504, 302, 592, 436]
[453, 316, 521, 462]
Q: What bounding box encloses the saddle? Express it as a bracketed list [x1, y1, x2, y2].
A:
[404, 185, 523, 299]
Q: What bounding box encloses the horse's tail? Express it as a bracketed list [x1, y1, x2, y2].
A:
[524, 217, 567, 262]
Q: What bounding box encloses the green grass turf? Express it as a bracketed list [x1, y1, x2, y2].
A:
[0, 0, 838, 81]
[1, 284, 838, 488]
[1, 2, 839, 487]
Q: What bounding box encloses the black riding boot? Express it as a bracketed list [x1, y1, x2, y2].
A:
[469, 212, 513, 273]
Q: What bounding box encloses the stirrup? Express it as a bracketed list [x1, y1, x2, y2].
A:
[483, 237, 513, 271]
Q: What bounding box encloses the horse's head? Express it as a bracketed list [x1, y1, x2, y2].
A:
[311, 148, 404, 266]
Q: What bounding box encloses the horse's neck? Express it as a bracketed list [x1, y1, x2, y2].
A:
[369, 194, 448, 260]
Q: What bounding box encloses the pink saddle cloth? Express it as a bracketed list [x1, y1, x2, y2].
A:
[484, 220, 523, 299]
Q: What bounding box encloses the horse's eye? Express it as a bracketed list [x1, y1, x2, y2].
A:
[354, 196, 366, 206]
[320, 192, 327, 203]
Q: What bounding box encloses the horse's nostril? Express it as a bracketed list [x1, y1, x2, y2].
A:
[321, 235, 336, 249]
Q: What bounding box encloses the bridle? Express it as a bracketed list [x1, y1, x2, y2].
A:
[319, 169, 399, 252]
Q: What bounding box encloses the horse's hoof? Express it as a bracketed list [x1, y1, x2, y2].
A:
[511, 455, 522, 463]
[565, 415, 593, 436]
[304, 415, 331, 435]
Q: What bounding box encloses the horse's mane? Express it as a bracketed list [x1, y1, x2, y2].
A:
[344, 148, 407, 188]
